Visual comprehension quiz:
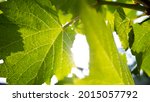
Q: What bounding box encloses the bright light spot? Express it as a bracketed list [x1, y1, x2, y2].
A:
[67, 73, 73, 78]
[50, 75, 58, 85]
[71, 67, 85, 79]
[42, 75, 58, 85]
[136, 11, 144, 16]
[140, 70, 144, 75]
[82, 68, 89, 76]
[113, 32, 136, 69]
[0, 59, 4, 64]
[71, 34, 89, 69]
[134, 16, 149, 23]
[125, 49, 136, 66]
[113, 32, 122, 49]
[0, 77, 6, 83]
[71, 34, 89, 78]
[105, 20, 108, 25]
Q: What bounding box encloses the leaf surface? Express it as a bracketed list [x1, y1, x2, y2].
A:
[0, 0, 75, 84]
[114, 8, 131, 50]
[132, 20, 150, 76]
[75, 1, 134, 84]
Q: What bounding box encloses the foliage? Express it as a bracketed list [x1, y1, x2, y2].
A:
[0, 0, 150, 85]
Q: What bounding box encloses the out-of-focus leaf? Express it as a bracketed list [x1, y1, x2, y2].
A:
[51, 0, 97, 17]
[51, 0, 80, 17]
[117, 0, 132, 3]
[75, 0, 134, 84]
[56, 76, 75, 85]
[126, 10, 137, 19]
[0, 0, 6, 3]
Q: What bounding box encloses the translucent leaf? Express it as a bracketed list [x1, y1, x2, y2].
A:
[132, 20, 150, 76]
[51, 27, 75, 80]
[0, 0, 6, 3]
[0, 0, 75, 84]
[51, 0, 80, 17]
[58, 10, 73, 25]
[114, 8, 131, 50]
[75, 1, 134, 85]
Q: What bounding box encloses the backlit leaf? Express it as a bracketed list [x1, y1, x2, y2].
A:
[0, 0, 75, 84]
[75, 1, 134, 84]
[132, 20, 150, 76]
[114, 8, 131, 50]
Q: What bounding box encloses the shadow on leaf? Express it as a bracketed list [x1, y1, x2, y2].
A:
[0, 14, 24, 59]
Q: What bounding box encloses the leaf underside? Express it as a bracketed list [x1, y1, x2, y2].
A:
[0, 0, 75, 84]
[75, 1, 134, 85]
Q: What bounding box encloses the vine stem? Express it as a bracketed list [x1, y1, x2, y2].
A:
[62, 16, 79, 29]
[96, 1, 147, 11]
[63, 1, 148, 29]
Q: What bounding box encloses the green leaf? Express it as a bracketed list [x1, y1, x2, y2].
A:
[51, 0, 97, 17]
[51, 0, 80, 17]
[57, 10, 73, 26]
[132, 20, 150, 76]
[115, 0, 133, 4]
[0, 0, 6, 3]
[75, 0, 134, 84]
[51, 27, 75, 81]
[114, 8, 131, 50]
[0, 0, 75, 84]
[56, 76, 75, 85]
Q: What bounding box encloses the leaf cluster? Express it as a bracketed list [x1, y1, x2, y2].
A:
[0, 0, 150, 85]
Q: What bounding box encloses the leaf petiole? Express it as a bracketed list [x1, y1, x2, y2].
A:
[96, 1, 147, 11]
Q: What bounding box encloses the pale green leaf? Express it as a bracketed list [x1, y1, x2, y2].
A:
[75, 1, 134, 85]
[0, 0, 5, 3]
[51, 27, 75, 80]
[51, 0, 80, 17]
[114, 8, 131, 50]
[0, 0, 75, 84]
[57, 10, 73, 26]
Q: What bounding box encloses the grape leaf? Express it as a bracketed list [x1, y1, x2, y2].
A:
[51, 0, 80, 17]
[51, 0, 97, 17]
[75, 1, 134, 84]
[50, 27, 75, 81]
[114, 8, 131, 50]
[132, 20, 150, 76]
[0, 0, 75, 84]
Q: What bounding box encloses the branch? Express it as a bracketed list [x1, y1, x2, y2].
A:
[96, 1, 147, 11]
[62, 1, 148, 29]
[63, 16, 79, 29]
